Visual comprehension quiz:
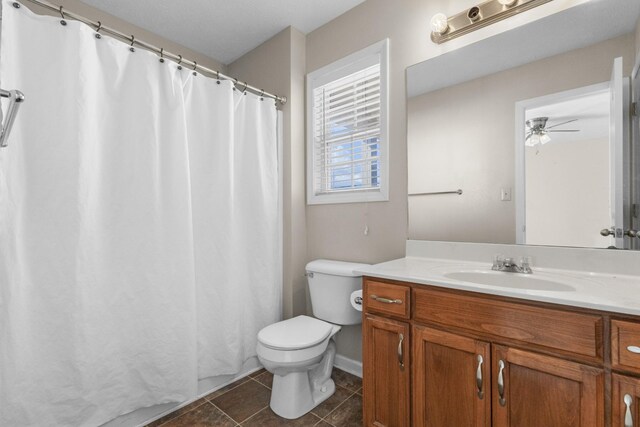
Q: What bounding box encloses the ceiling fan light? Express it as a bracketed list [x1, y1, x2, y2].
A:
[540, 133, 551, 145]
[526, 133, 541, 147]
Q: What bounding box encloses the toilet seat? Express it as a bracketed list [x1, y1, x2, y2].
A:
[258, 315, 334, 350]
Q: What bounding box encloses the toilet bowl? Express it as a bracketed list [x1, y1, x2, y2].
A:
[256, 259, 368, 419]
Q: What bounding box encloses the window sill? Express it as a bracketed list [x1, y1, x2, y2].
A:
[307, 189, 389, 205]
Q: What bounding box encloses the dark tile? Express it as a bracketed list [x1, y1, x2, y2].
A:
[204, 376, 251, 401]
[241, 407, 321, 426]
[331, 369, 362, 393]
[314, 422, 333, 427]
[324, 394, 363, 427]
[249, 368, 267, 378]
[145, 399, 209, 427]
[159, 401, 236, 427]
[212, 379, 271, 423]
[311, 385, 353, 419]
[254, 371, 273, 389]
[355, 387, 362, 396]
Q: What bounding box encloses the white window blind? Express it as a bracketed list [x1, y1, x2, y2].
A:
[306, 39, 388, 205]
[312, 65, 381, 195]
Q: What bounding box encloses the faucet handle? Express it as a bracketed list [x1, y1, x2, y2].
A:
[492, 254, 505, 270]
[519, 256, 533, 274]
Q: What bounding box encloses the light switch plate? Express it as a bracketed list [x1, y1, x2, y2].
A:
[501, 188, 512, 201]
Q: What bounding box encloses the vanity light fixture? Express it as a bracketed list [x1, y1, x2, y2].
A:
[430, 0, 552, 44]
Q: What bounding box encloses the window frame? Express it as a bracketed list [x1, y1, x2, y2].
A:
[306, 39, 389, 205]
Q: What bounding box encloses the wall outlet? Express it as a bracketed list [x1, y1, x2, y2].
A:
[501, 188, 512, 201]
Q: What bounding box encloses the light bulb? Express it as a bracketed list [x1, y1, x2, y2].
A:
[527, 134, 540, 147]
[540, 133, 551, 145]
[430, 13, 449, 35]
[498, 0, 518, 6]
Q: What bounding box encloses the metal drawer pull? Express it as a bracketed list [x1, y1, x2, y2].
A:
[628, 346, 640, 354]
[625, 394, 634, 427]
[370, 295, 403, 304]
[498, 360, 506, 407]
[476, 355, 484, 399]
[398, 333, 404, 368]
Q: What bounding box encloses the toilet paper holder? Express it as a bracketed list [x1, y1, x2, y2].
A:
[354, 296, 362, 305]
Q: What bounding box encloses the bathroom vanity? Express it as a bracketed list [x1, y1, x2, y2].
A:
[358, 253, 640, 427]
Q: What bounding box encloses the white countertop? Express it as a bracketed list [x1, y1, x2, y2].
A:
[356, 256, 640, 316]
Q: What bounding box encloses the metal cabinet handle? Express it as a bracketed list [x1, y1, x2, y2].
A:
[476, 355, 484, 399]
[625, 394, 634, 427]
[498, 360, 506, 406]
[370, 295, 403, 304]
[398, 333, 404, 368]
[628, 346, 640, 354]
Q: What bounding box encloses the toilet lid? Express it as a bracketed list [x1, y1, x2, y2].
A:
[258, 315, 334, 350]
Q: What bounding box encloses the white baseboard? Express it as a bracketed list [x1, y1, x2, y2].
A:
[334, 354, 362, 378]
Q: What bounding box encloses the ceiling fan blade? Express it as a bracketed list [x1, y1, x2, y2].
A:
[548, 129, 580, 132]
[546, 119, 578, 129]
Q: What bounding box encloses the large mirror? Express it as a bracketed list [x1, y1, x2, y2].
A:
[407, 0, 640, 250]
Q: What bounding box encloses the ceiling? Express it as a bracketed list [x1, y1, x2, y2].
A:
[78, 0, 365, 64]
[525, 90, 610, 145]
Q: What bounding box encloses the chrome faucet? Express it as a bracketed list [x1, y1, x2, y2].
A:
[492, 255, 532, 274]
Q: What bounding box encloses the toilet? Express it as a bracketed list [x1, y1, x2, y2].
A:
[256, 259, 367, 419]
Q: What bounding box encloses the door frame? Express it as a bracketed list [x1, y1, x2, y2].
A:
[514, 81, 611, 244]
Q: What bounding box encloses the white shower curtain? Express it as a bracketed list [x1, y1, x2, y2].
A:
[0, 2, 280, 426]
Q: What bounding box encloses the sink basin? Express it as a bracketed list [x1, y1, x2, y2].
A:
[443, 271, 576, 292]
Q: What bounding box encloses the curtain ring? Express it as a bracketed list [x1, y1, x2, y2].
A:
[233, 78, 238, 91]
[216, 70, 221, 84]
[159, 48, 165, 63]
[259, 89, 265, 101]
[242, 81, 248, 94]
[177, 55, 183, 70]
[129, 35, 135, 52]
[192, 61, 197, 76]
[94, 21, 102, 38]
[59, 6, 67, 26]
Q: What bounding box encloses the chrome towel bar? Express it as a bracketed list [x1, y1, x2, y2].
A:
[408, 189, 463, 196]
[0, 88, 25, 148]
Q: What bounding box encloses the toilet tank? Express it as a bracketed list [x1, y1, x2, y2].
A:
[306, 259, 369, 326]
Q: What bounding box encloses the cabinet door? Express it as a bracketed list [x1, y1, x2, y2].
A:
[613, 374, 640, 427]
[363, 315, 410, 427]
[412, 326, 491, 427]
[492, 345, 604, 427]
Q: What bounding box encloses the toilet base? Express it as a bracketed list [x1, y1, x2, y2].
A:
[269, 340, 338, 419]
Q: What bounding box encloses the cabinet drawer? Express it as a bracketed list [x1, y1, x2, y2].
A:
[414, 287, 603, 360]
[364, 280, 410, 319]
[612, 320, 640, 374]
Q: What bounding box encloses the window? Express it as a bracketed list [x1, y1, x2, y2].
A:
[306, 39, 389, 205]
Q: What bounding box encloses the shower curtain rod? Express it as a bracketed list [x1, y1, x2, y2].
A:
[17, 0, 288, 105]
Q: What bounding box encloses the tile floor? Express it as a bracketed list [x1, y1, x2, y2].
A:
[145, 368, 363, 427]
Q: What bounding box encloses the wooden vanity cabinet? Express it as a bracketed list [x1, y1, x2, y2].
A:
[412, 326, 491, 427]
[362, 314, 410, 427]
[612, 374, 640, 427]
[492, 345, 604, 427]
[362, 277, 619, 427]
